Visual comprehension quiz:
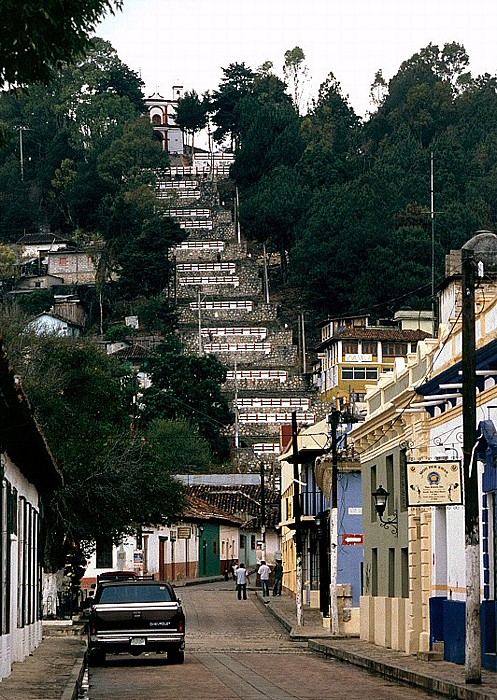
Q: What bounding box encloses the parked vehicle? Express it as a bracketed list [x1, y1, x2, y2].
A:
[88, 580, 185, 665]
[96, 570, 139, 585]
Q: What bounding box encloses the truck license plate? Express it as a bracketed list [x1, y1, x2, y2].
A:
[131, 637, 146, 646]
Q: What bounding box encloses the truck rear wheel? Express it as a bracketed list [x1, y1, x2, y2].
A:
[89, 648, 106, 666]
[168, 648, 185, 664]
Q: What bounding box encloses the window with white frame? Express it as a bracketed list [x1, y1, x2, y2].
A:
[342, 366, 379, 380]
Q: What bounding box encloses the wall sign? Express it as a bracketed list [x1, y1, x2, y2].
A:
[177, 527, 191, 539]
[342, 533, 364, 545]
[407, 460, 463, 506]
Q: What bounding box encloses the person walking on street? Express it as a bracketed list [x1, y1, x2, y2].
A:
[273, 559, 283, 596]
[258, 560, 271, 598]
[236, 562, 250, 600]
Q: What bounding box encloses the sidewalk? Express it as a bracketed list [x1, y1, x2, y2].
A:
[0, 626, 86, 700]
[258, 591, 497, 700]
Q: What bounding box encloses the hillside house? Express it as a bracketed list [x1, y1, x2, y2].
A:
[314, 312, 431, 413]
[46, 248, 96, 285]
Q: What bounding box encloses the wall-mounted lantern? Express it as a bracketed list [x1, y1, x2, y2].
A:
[372, 485, 398, 536]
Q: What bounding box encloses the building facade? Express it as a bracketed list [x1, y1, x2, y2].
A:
[0, 340, 62, 681]
[314, 312, 431, 413]
[352, 232, 497, 669]
[145, 88, 184, 155]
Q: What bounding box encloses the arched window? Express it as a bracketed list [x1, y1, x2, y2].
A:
[152, 114, 161, 125]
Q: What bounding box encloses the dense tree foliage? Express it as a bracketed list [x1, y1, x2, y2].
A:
[175, 90, 209, 153]
[227, 42, 497, 318]
[0, 1, 122, 87]
[0, 38, 163, 240]
[0, 315, 185, 570]
[140, 337, 233, 462]
[209, 62, 256, 149]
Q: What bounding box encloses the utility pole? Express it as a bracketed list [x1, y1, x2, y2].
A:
[291, 411, 303, 626]
[235, 187, 241, 246]
[262, 242, 270, 304]
[328, 408, 340, 634]
[260, 462, 266, 561]
[15, 126, 30, 182]
[301, 312, 307, 375]
[461, 242, 481, 684]
[197, 287, 203, 354]
[431, 152, 436, 336]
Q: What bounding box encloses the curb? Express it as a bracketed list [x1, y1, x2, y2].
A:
[308, 640, 497, 700]
[173, 575, 224, 588]
[61, 648, 87, 700]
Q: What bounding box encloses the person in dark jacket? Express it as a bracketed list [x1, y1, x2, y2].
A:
[273, 560, 283, 596]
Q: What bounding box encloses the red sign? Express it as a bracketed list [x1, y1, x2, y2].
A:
[342, 534, 364, 545]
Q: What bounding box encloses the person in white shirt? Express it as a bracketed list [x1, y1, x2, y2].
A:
[257, 560, 271, 598]
[235, 563, 250, 600]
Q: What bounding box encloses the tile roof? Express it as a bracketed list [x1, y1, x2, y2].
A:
[16, 233, 75, 246]
[185, 484, 280, 529]
[183, 494, 243, 525]
[113, 344, 147, 361]
[316, 326, 430, 350]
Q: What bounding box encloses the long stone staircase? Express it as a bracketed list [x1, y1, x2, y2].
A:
[158, 159, 326, 471]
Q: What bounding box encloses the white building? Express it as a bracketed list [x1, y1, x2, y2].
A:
[0, 340, 62, 682]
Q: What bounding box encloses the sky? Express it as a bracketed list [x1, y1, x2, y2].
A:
[96, 0, 497, 119]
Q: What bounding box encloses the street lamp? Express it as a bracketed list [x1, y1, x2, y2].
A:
[372, 485, 398, 536]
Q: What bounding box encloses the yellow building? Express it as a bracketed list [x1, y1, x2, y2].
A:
[315, 312, 431, 412]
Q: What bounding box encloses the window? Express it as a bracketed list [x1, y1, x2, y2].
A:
[382, 342, 408, 356]
[388, 548, 395, 597]
[96, 538, 113, 569]
[239, 534, 246, 549]
[342, 367, 378, 381]
[251, 535, 256, 550]
[58, 257, 67, 265]
[152, 114, 161, 124]
[386, 455, 394, 516]
[99, 584, 173, 604]
[362, 341, 377, 355]
[401, 548, 409, 598]
[371, 465, 377, 523]
[343, 341, 358, 354]
[371, 548, 378, 596]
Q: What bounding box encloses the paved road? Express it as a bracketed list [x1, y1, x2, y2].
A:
[87, 581, 437, 699]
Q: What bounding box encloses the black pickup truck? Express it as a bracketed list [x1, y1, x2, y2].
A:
[88, 579, 185, 665]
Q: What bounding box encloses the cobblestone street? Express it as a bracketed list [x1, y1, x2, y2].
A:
[87, 582, 440, 699]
